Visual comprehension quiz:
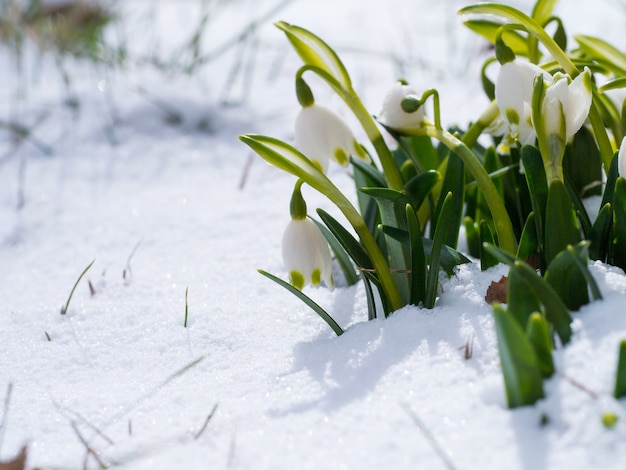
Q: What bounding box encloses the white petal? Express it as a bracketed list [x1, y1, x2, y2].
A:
[295, 104, 356, 171]
[543, 78, 568, 137]
[563, 68, 593, 138]
[282, 218, 333, 289]
[379, 82, 425, 131]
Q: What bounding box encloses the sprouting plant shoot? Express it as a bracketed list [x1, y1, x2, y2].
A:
[184, 287, 189, 328]
[60, 259, 95, 315]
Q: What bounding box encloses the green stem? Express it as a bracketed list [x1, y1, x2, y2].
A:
[589, 103, 615, 173]
[463, 100, 500, 148]
[422, 124, 517, 253]
[296, 65, 405, 191]
[324, 185, 404, 311]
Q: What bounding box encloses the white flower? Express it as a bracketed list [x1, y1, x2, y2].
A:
[495, 60, 551, 145]
[295, 104, 368, 173]
[378, 81, 425, 132]
[282, 218, 334, 290]
[541, 68, 592, 140]
[619, 136, 626, 179]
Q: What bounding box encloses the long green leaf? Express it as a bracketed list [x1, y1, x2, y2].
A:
[312, 218, 359, 286]
[406, 204, 426, 306]
[544, 180, 581, 267]
[526, 312, 555, 378]
[275, 21, 352, 90]
[463, 19, 529, 55]
[258, 270, 344, 336]
[589, 203, 612, 261]
[614, 340, 626, 399]
[425, 192, 455, 308]
[493, 304, 545, 408]
[316, 209, 373, 272]
[531, 0, 559, 26]
[611, 178, 626, 271]
[575, 35, 626, 75]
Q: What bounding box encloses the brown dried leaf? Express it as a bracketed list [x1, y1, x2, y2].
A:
[0, 446, 27, 470]
[485, 275, 508, 304]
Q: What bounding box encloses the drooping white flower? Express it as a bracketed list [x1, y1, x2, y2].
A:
[294, 104, 368, 173]
[618, 136, 626, 179]
[495, 60, 551, 145]
[541, 68, 592, 140]
[282, 218, 334, 291]
[378, 81, 425, 132]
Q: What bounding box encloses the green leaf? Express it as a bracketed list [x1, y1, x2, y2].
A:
[611, 178, 626, 271]
[258, 270, 344, 336]
[589, 203, 612, 261]
[522, 145, 548, 268]
[463, 19, 529, 55]
[507, 264, 543, 328]
[464, 216, 481, 259]
[362, 275, 377, 321]
[351, 157, 387, 189]
[545, 179, 581, 267]
[531, 0, 559, 26]
[575, 35, 626, 76]
[404, 170, 440, 213]
[316, 209, 373, 273]
[425, 192, 455, 308]
[275, 21, 352, 90]
[517, 212, 539, 263]
[563, 126, 602, 198]
[614, 340, 626, 399]
[601, 152, 620, 210]
[526, 312, 555, 378]
[544, 244, 591, 311]
[480, 221, 499, 271]
[406, 204, 427, 306]
[493, 304, 545, 408]
[484, 244, 573, 345]
[431, 153, 464, 249]
[359, 187, 410, 307]
[311, 218, 359, 286]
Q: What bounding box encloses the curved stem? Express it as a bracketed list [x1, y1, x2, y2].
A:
[296, 65, 405, 191]
[463, 100, 500, 148]
[418, 124, 517, 253]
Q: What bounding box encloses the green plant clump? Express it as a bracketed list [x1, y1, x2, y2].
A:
[241, 0, 626, 409]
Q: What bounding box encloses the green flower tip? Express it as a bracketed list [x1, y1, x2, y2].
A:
[401, 96, 421, 114]
[505, 108, 520, 126]
[289, 270, 305, 290]
[296, 77, 315, 107]
[289, 182, 308, 220]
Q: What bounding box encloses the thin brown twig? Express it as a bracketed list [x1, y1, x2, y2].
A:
[53, 400, 115, 446]
[560, 373, 599, 400]
[70, 421, 109, 469]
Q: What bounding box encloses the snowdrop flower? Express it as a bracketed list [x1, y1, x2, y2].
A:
[378, 81, 425, 132]
[495, 60, 551, 145]
[619, 136, 626, 179]
[295, 104, 368, 173]
[282, 218, 334, 290]
[282, 182, 334, 290]
[541, 68, 592, 141]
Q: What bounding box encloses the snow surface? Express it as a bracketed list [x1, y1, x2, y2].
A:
[2, 0, 626, 468]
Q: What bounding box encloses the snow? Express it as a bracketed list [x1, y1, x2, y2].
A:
[2, 0, 626, 468]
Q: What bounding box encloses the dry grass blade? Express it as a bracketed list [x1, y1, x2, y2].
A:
[0, 384, 13, 454]
[53, 400, 115, 446]
[401, 403, 457, 470]
[70, 421, 108, 469]
[61, 259, 95, 314]
[194, 404, 218, 440]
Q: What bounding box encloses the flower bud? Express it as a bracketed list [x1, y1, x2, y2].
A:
[379, 81, 425, 132]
